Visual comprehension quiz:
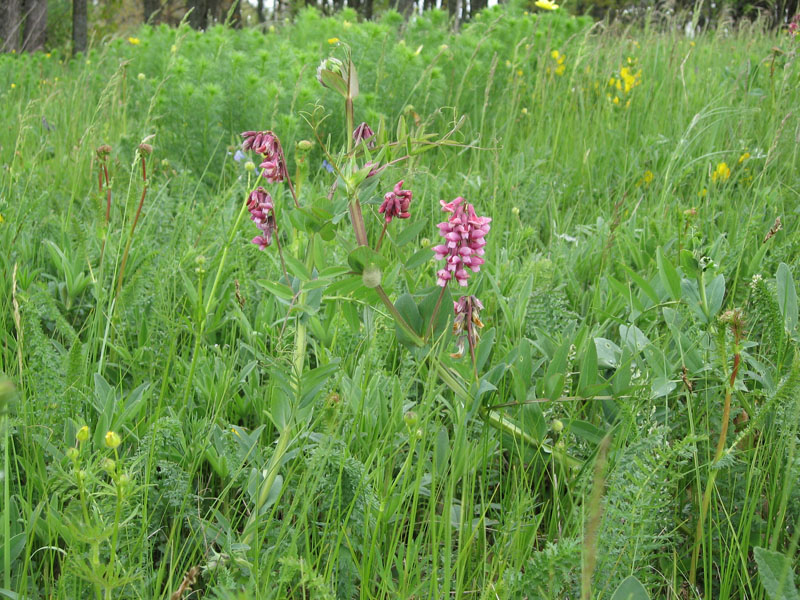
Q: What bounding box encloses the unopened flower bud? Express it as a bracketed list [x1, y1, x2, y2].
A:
[76, 425, 90, 442]
[244, 160, 256, 172]
[104, 430, 121, 449]
[551, 419, 564, 433]
[137, 72, 146, 81]
[118, 473, 131, 488]
[404, 411, 419, 428]
[96, 145, 112, 159]
[512, 207, 520, 216]
[420, 238, 431, 248]
[138, 143, 153, 156]
[102, 458, 116, 472]
[297, 140, 313, 151]
[66, 447, 79, 461]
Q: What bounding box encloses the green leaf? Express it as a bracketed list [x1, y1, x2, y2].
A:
[347, 246, 387, 274]
[577, 338, 598, 395]
[405, 248, 433, 271]
[706, 273, 726, 318]
[679, 249, 700, 280]
[776, 263, 798, 333]
[433, 426, 449, 477]
[394, 293, 423, 347]
[621, 264, 660, 305]
[595, 337, 621, 369]
[567, 419, 605, 444]
[475, 327, 495, 373]
[418, 285, 452, 339]
[754, 547, 799, 600]
[657, 247, 681, 301]
[611, 575, 650, 600]
[256, 279, 295, 302]
[394, 219, 428, 247]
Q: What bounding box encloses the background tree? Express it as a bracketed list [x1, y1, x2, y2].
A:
[1, 0, 23, 52]
[73, 0, 88, 54]
[21, 0, 48, 51]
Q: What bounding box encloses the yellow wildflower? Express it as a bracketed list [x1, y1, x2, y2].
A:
[642, 170, 654, 185]
[521, 107, 528, 114]
[535, 0, 559, 9]
[45, 52, 51, 58]
[738, 152, 750, 164]
[711, 162, 730, 183]
[517, 69, 523, 76]
[0, 213, 4, 223]
[551, 49, 560, 60]
[699, 188, 707, 197]
[76, 425, 90, 442]
[10, 83, 15, 89]
[127, 36, 140, 45]
[613, 96, 620, 105]
[327, 37, 340, 44]
[555, 64, 565, 76]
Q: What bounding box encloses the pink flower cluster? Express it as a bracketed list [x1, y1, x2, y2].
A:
[433, 197, 491, 287]
[790, 14, 799, 37]
[248, 187, 276, 250]
[241, 130, 285, 183]
[379, 180, 412, 223]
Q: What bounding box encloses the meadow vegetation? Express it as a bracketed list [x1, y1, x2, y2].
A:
[0, 5, 799, 599]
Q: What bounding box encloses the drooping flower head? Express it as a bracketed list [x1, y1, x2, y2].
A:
[247, 187, 277, 250]
[452, 295, 484, 359]
[378, 180, 412, 224]
[433, 197, 491, 287]
[241, 130, 285, 183]
[353, 122, 375, 149]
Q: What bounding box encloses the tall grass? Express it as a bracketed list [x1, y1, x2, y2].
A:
[0, 5, 798, 599]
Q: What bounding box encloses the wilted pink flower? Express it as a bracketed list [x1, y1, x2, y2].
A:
[242, 129, 285, 183]
[353, 122, 375, 149]
[451, 295, 484, 359]
[378, 180, 412, 223]
[248, 187, 276, 250]
[789, 14, 799, 37]
[242, 130, 279, 155]
[433, 197, 491, 287]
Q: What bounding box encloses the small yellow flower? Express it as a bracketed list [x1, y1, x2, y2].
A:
[505, 59, 512, 67]
[535, 0, 559, 10]
[170, 44, 177, 53]
[45, 52, 51, 58]
[711, 162, 730, 183]
[613, 96, 620, 105]
[643, 170, 654, 185]
[10, 83, 16, 89]
[699, 188, 707, 197]
[127, 36, 140, 45]
[104, 430, 122, 449]
[523, 10, 529, 15]
[76, 425, 90, 442]
[609, 77, 617, 87]
[555, 64, 565, 76]
[521, 107, 528, 114]
[137, 72, 146, 80]
[327, 37, 340, 44]
[551, 49, 560, 60]
[517, 68, 523, 76]
[690, 41, 696, 47]
[738, 152, 750, 164]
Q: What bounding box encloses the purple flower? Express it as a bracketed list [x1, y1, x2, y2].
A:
[259, 154, 284, 184]
[353, 122, 375, 149]
[451, 295, 484, 359]
[322, 159, 335, 173]
[233, 149, 246, 162]
[433, 197, 491, 287]
[378, 180, 412, 224]
[247, 187, 276, 250]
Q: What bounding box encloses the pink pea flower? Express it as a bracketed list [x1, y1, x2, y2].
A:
[433, 196, 491, 287]
[248, 187, 276, 250]
[451, 295, 484, 359]
[242, 129, 286, 183]
[378, 180, 412, 223]
[353, 122, 376, 149]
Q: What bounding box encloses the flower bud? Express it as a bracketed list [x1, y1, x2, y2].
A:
[551, 419, 564, 433]
[245, 161, 256, 172]
[297, 140, 313, 151]
[96, 145, 112, 159]
[137, 72, 146, 81]
[104, 430, 121, 449]
[512, 207, 520, 216]
[76, 425, 90, 442]
[102, 458, 116, 472]
[138, 143, 153, 156]
[66, 447, 79, 461]
[118, 473, 131, 489]
[403, 411, 419, 428]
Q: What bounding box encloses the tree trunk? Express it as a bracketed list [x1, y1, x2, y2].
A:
[143, 0, 160, 23]
[72, 0, 87, 54]
[188, 0, 209, 28]
[362, 0, 373, 19]
[22, 0, 47, 52]
[1, 0, 23, 52]
[256, 0, 264, 22]
[396, 0, 415, 17]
